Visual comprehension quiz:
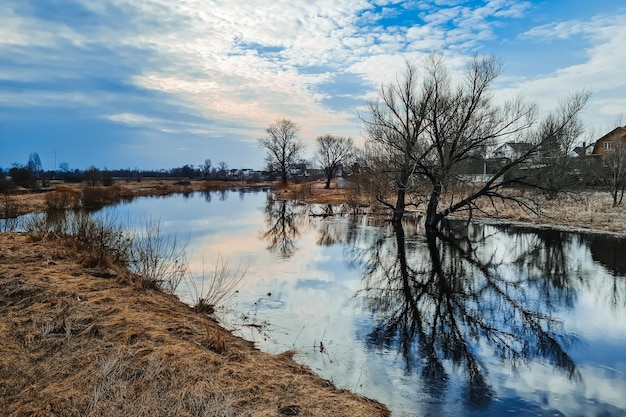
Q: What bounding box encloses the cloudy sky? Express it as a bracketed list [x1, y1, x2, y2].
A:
[1, 0, 625, 171]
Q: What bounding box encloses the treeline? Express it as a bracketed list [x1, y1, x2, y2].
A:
[0, 155, 264, 192]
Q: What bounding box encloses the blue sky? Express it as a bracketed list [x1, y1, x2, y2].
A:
[1, 0, 625, 171]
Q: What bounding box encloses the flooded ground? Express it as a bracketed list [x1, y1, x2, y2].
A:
[109, 189, 625, 417]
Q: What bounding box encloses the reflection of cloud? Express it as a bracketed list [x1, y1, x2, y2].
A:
[497, 362, 626, 416]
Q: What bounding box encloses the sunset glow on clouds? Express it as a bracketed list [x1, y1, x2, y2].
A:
[1, 0, 625, 170]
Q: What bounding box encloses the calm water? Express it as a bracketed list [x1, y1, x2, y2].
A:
[107, 189, 625, 417]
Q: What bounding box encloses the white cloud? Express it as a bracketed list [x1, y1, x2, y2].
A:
[2, 0, 624, 168]
[502, 14, 626, 127]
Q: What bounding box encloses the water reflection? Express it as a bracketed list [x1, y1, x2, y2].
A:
[259, 196, 309, 258]
[353, 220, 626, 411]
[79, 192, 625, 416]
[586, 234, 626, 277]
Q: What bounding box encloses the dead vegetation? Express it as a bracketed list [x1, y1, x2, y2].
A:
[0, 232, 389, 417]
[277, 180, 626, 234]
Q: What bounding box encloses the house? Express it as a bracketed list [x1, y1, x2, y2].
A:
[591, 126, 626, 156]
[491, 142, 535, 160]
[288, 163, 308, 178]
[573, 142, 594, 157]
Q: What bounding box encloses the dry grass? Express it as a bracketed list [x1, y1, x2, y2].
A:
[443, 190, 626, 234]
[0, 233, 389, 417]
[275, 180, 626, 234]
[273, 180, 354, 206]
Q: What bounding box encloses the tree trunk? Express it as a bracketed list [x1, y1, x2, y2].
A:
[325, 176, 331, 189]
[392, 188, 406, 224]
[425, 184, 442, 230]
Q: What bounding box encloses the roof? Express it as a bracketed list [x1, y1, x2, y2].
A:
[591, 126, 626, 155]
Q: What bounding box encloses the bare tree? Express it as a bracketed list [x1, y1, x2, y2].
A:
[597, 139, 626, 206]
[361, 59, 432, 223]
[314, 135, 354, 188]
[200, 159, 212, 179]
[589, 118, 626, 207]
[258, 119, 304, 183]
[217, 161, 228, 178]
[28, 152, 42, 179]
[362, 54, 589, 229]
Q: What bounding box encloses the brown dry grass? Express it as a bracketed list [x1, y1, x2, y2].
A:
[0, 233, 389, 417]
[273, 180, 353, 206]
[442, 190, 626, 235]
[278, 181, 626, 235]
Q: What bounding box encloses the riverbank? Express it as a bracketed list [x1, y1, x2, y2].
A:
[5, 178, 625, 235]
[0, 232, 389, 417]
[3, 179, 268, 217]
[282, 180, 626, 235]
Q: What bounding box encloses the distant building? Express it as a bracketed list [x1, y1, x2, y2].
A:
[591, 126, 626, 156]
[491, 142, 535, 160]
[573, 142, 594, 157]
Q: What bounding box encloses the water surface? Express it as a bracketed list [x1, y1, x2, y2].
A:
[110, 189, 626, 417]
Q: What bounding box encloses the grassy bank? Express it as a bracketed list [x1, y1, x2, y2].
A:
[4, 178, 625, 235]
[0, 229, 389, 417]
[280, 180, 626, 235]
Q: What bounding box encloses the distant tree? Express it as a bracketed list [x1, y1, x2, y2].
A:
[361, 54, 589, 228]
[182, 164, 195, 179]
[101, 169, 114, 186]
[8, 166, 34, 188]
[201, 159, 212, 178]
[58, 162, 70, 173]
[0, 169, 16, 194]
[314, 135, 354, 189]
[27, 152, 42, 178]
[84, 166, 101, 186]
[527, 101, 588, 197]
[258, 119, 304, 183]
[217, 161, 228, 178]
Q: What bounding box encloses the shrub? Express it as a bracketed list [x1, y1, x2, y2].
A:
[81, 185, 123, 211]
[45, 187, 82, 211]
[1, 192, 20, 231]
[128, 217, 188, 294]
[184, 255, 246, 313]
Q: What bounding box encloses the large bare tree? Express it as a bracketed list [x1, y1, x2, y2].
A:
[258, 119, 304, 183]
[314, 135, 354, 189]
[362, 54, 589, 229]
[360, 60, 432, 223]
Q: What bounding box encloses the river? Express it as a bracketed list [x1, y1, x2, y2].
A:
[106, 188, 625, 417]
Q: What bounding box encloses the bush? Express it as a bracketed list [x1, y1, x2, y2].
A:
[81, 185, 123, 211]
[184, 255, 246, 313]
[128, 217, 188, 294]
[45, 187, 82, 211]
[22, 210, 130, 268]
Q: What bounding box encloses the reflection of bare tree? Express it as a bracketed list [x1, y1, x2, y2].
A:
[218, 189, 228, 201]
[259, 196, 308, 258]
[354, 221, 585, 408]
[312, 205, 352, 247]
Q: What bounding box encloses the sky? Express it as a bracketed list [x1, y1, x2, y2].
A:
[1, 0, 625, 172]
